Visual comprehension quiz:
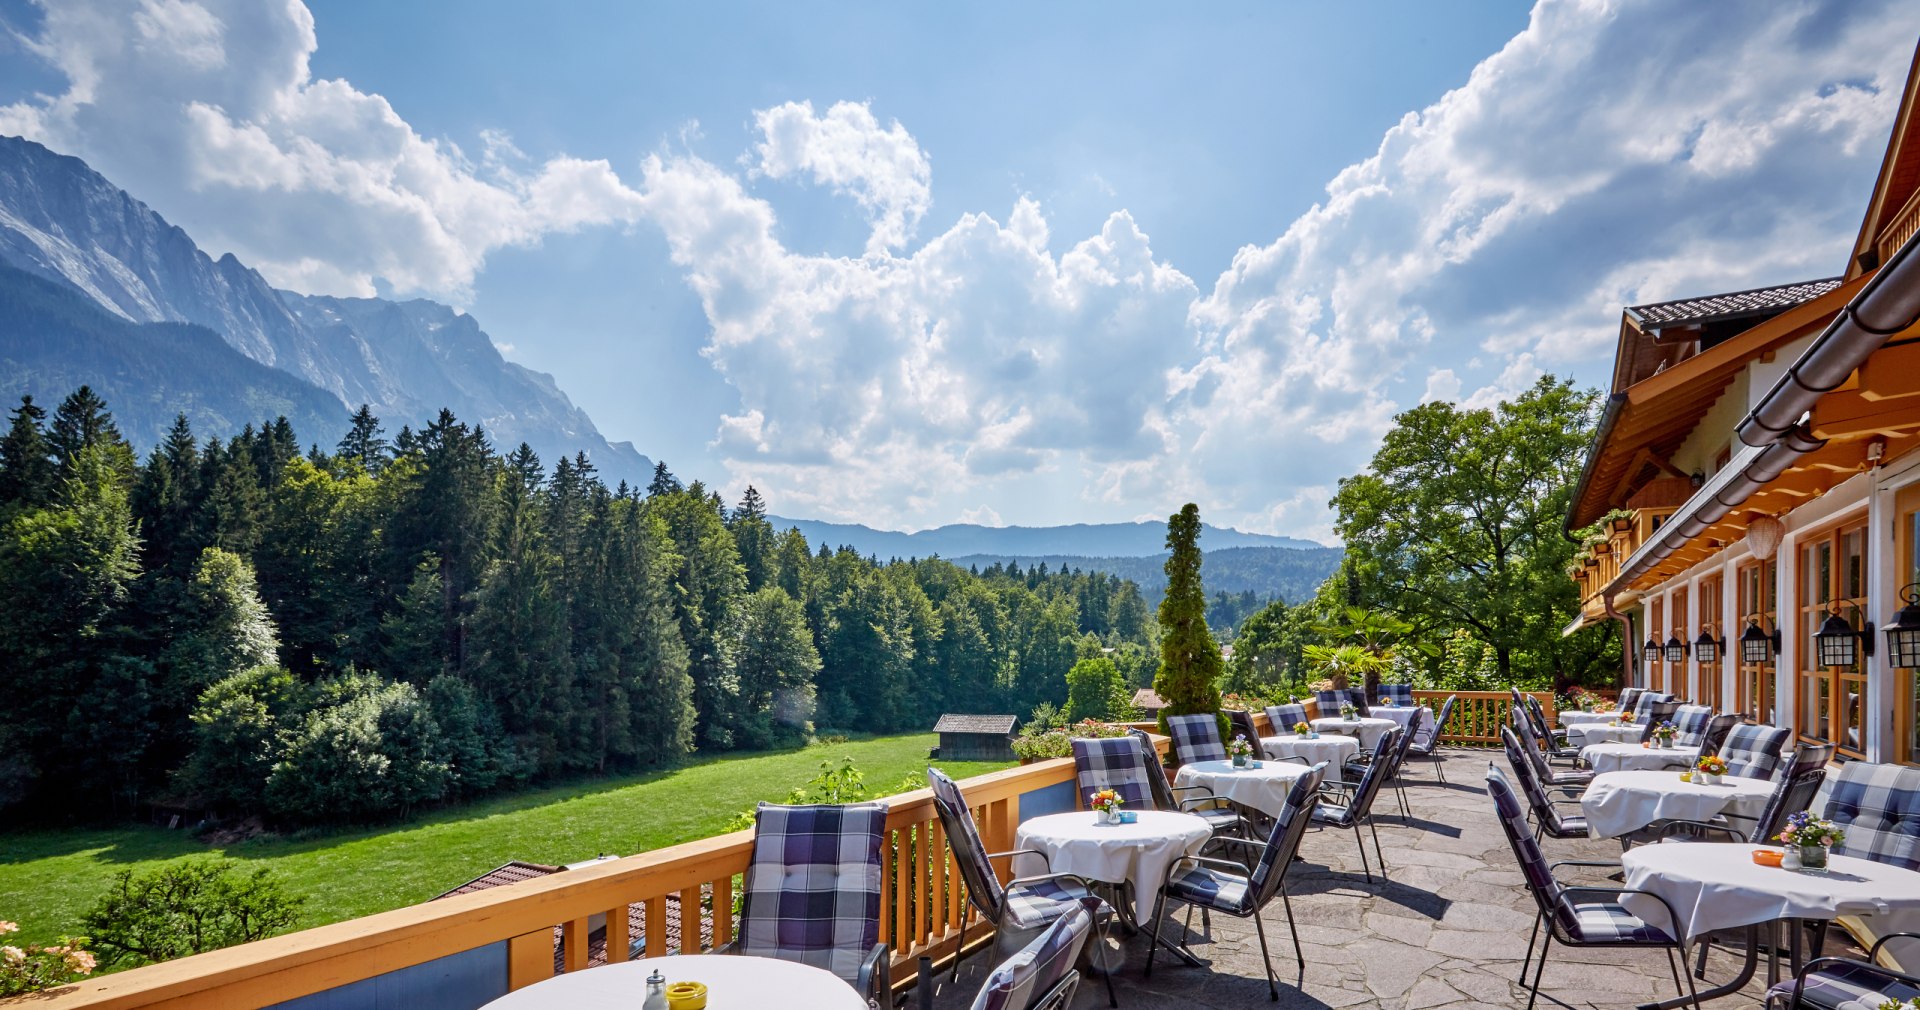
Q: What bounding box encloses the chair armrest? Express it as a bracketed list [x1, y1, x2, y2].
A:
[856, 942, 890, 1004]
[1168, 784, 1219, 800]
[1005, 870, 1103, 896]
[714, 939, 740, 956]
[1548, 858, 1622, 880]
[1177, 854, 1257, 878]
[1867, 931, 1920, 961]
[987, 848, 1050, 863]
[1272, 755, 1311, 766]
[1560, 885, 1689, 939]
[1651, 819, 1742, 843]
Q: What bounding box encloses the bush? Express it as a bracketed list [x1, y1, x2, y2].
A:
[1063, 657, 1133, 722]
[0, 920, 95, 995]
[265, 674, 450, 823]
[179, 665, 308, 812]
[1010, 718, 1132, 762]
[80, 860, 303, 967]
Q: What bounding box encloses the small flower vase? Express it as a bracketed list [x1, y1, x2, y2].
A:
[1100, 808, 1120, 825]
[1232, 753, 1249, 769]
[1800, 844, 1828, 871]
[1698, 772, 1719, 786]
[1781, 846, 1802, 870]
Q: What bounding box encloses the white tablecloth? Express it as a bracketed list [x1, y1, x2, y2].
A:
[1174, 758, 1313, 820]
[1567, 723, 1644, 748]
[1620, 843, 1920, 954]
[1579, 770, 1776, 839]
[1014, 810, 1212, 924]
[1259, 733, 1360, 767]
[1558, 710, 1623, 727]
[480, 955, 867, 1009]
[1370, 705, 1437, 748]
[1580, 742, 1700, 774]
[1310, 716, 1399, 749]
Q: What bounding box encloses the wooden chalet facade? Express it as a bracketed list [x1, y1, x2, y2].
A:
[1566, 43, 1920, 766]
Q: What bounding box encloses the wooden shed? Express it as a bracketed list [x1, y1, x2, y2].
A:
[933, 714, 1018, 761]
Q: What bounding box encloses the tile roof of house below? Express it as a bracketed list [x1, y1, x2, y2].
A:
[1626, 277, 1843, 329]
[433, 861, 711, 971]
[1131, 689, 1166, 710]
[933, 714, 1018, 734]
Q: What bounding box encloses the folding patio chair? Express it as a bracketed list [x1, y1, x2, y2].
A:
[966, 895, 1102, 1010]
[1313, 727, 1399, 884]
[1404, 694, 1457, 785]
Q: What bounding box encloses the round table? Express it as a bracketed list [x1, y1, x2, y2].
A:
[1259, 732, 1360, 767]
[1174, 758, 1313, 820]
[1558, 709, 1623, 727]
[1567, 722, 1644, 748]
[1370, 705, 1437, 748]
[1579, 770, 1776, 840]
[479, 955, 868, 1009]
[1013, 810, 1211, 925]
[1580, 741, 1699, 774]
[1310, 716, 1399, 749]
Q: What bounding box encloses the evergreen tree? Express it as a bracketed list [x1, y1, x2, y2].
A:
[730, 486, 776, 592]
[337, 405, 390, 474]
[726, 586, 821, 748]
[1153, 504, 1224, 735]
[647, 461, 682, 498]
[0, 395, 56, 510]
[48, 385, 127, 475]
[382, 558, 452, 682]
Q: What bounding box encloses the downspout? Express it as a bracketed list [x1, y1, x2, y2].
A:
[1602, 591, 1635, 691]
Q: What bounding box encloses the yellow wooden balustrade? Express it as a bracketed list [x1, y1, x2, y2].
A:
[17, 742, 1179, 1010]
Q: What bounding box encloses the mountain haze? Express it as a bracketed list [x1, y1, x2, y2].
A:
[0, 135, 652, 477]
[769, 516, 1324, 559]
[950, 545, 1345, 608]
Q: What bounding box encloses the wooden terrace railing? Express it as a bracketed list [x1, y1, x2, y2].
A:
[20, 742, 1167, 1010]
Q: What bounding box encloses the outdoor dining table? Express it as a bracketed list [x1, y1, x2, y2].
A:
[1012, 809, 1212, 928]
[1620, 842, 1920, 1009]
[478, 955, 869, 1010]
[1369, 704, 1436, 748]
[1567, 722, 1644, 748]
[1309, 715, 1398, 749]
[1258, 732, 1360, 768]
[1558, 709, 1623, 727]
[1173, 758, 1313, 821]
[1578, 769, 1776, 840]
[1580, 741, 1700, 774]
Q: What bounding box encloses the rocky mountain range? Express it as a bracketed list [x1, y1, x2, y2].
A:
[0, 135, 651, 480]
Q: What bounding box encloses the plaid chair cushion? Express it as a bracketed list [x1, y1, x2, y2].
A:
[929, 767, 1004, 919]
[1766, 961, 1920, 1010]
[1570, 902, 1673, 943]
[1670, 705, 1714, 747]
[969, 898, 1097, 1010]
[1314, 690, 1349, 717]
[1003, 876, 1102, 929]
[1503, 727, 1585, 838]
[1632, 692, 1674, 722]
[1718, 723, 1791, 780]
[1072, 736, 1155, 811]
[1192, 805, 1242, 831]
[1266, 704, 1308, 732]
[1486, 765, 1579, 936]
[1163, 863, 1251, 913]
[1409, 695, 1455, 756]
[1816, 762, 1920, 870]
[740, 801, 887, 984]
[1378, 683, 1414, 706]
[1167, 713, 1227, 763]
[1616, 687, 1642, 715]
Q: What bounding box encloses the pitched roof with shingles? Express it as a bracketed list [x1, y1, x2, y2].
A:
[1132, 689, 1166, 710]
[434, 861, 711, 969]
[1626, 278, 1843, 329]
[934, 713, 1017, 734]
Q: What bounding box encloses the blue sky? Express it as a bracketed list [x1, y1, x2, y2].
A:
[2, 1, 1914, 540]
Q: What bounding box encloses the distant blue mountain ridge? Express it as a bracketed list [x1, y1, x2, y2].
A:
[769, 515, 1327, 559]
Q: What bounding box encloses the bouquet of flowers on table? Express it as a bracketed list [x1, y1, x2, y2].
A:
[1877, 997, 1920, 1010]
[1089, 788, 1123, 822]
[1690, 755, 1728, 784]
[1561, 686, 1607, 713]
[1339, 703, 1358, 720]
[1776, 811, 1844, 850]
[1293, 721, 1313, 736]
[1227, 734, 1255, 766]
[1615, 710, 1636, 727]
[1648, 720, 1677, 747]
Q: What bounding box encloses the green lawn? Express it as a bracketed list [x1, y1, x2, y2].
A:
[0, 734, 1008, 949]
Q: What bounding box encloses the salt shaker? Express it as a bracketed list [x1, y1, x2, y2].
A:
[642, 969, 668, 1010]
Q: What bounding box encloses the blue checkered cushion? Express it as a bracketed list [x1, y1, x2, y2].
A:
[1266, 704, 1308, 733]
[1764, 960, 1920, 1010]
[740, 801, 887, 984]
[1314, 690, 1349, 718]
[1569, 902, 1673, 943]
[1616, 688, 1642, 715]
[929, 766, 1005, 919]
[1072, 736, 1155, 811]
[1632, 692, 1674, 722]
[1167, 713, 1227, 763]
[1815, 762, 1920, 870]
[1718, 723, 1791, 780]
[1670, 705, 1714, 747]
[969, 897, 1097, 1010]
[1003, 876, 1102, 929]
[1163, 862, 1251, 911]
[1378, 683, 1414, 706]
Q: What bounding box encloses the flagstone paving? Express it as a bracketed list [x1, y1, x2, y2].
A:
[923, 748, 1836, 1009]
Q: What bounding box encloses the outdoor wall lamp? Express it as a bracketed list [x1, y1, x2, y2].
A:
[1739, 615, 1780, 665]
[1884, 583, 1920, 669]
[1693, 625, 1725, 665]
[1643, 637, 1662, 669]
[1813, 601, 1874, 668]
[1664, 633, 1689, 665]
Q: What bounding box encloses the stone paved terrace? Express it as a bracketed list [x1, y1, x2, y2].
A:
[924, 748, 1839, 1010]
